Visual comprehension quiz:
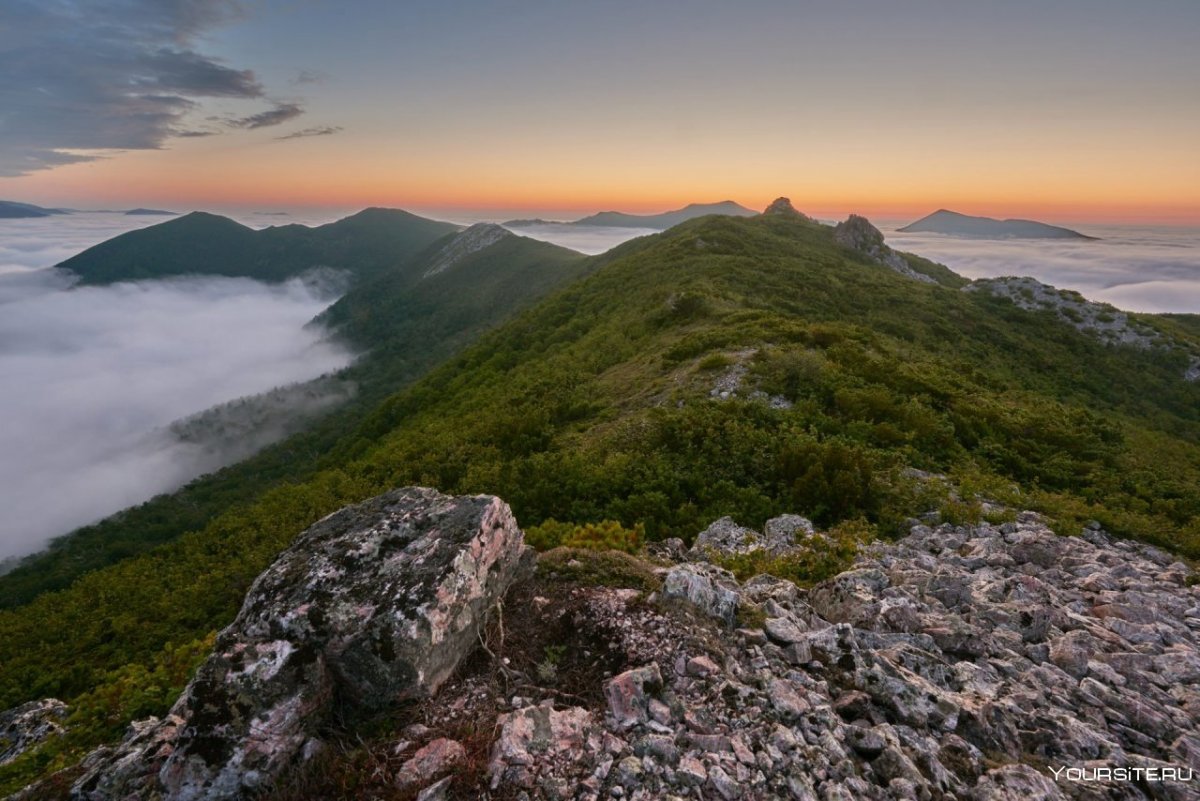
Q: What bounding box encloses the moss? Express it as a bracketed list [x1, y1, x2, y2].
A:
[535, 548, 662, 592]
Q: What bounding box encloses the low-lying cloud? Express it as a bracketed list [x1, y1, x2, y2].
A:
[501, 224, 657, 255]
[885, 224, 1200, 314]
[0, 235, 353, 560]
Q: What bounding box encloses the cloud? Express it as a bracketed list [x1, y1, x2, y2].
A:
[883, 225, 1200, 314]
[291, 69, 326, 85]
[229, 102, 305, 129]
[0, 0, 294, 175]
[276, 125, 344, 140]
[501, 223, 655, 255]
[0, 260, 353, 560]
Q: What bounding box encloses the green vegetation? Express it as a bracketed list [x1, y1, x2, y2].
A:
[711, 518, 874, 587]
[3, 210, 1200, 792]
[0, 227, 589, 608]
[59, 208, 460, 285]
[525, 519, 644, 553]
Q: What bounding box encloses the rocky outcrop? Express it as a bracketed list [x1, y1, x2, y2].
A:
[29, 492, 1200, 800]
[69, 487, 529, 801]
[835, 214, 937, 284]
[968, 276, 1160, 347]
[689, 514, 815, 559]
[967, 276, 1200, 381]
[762, 196, 810, 219]
[466, 513, 1199, 800]
[0, 699, 68, 766]
[422, 223, 511, 278]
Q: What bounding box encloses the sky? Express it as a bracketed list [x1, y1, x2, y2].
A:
[0, 1, 1199, 223]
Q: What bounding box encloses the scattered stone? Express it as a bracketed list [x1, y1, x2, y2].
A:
[0, 698, 68, 767]
[395, 738, 465, 791]
[605, 664, 664, 729]
[661, 563, 740, 626]
[488, 703, 598, 790]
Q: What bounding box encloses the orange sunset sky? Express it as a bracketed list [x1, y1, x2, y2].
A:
[2, 1, 1198, 225]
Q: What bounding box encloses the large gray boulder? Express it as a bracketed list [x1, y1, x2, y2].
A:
[71, 487, 529, 801]
[689, 514, 814, 560]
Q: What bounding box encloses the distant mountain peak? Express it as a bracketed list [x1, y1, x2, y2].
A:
[506, 201, 755, 231]
[899, 209, 1096, 240]
[0, 200, 70, 218]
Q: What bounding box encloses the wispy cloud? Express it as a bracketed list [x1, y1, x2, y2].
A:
[0, 1, 309, 175]
[276, 125, 344, 141]
[291, 69, 326, 85]
[229, 102, 306, 129]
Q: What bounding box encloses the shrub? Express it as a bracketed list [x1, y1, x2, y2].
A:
[525, 519, 644, 553]
[714, 518, 874, 587]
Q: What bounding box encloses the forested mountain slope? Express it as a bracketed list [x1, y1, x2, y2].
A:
[1, 201, 1198, 793]
[0, 225, 588, 608]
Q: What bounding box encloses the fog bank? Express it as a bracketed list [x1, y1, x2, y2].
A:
[885, 224, 1200, 314]
[0, 269, 352, 560]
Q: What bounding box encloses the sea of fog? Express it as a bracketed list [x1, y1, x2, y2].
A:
[882, 222, 1200, 315]
[3, 211, 1198, 564]
[0, 211, 353, 562]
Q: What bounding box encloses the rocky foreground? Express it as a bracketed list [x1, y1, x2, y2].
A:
[7, 489, 1199, 800]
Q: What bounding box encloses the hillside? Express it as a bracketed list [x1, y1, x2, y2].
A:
[1, 201, 1199, 793]
[506, 200, 756, 229]
[56, 208, 461, 285]
[0, 225, 589, 608]
[899, 209, 1096, 239]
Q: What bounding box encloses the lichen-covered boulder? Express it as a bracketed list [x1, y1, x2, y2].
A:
[689, 514, 815, 561]
[72, 487, 529, 801]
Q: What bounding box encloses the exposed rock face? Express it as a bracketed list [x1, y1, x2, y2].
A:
[0, 699, 68, 766]
[763, 196, 809, 219]
[968, 276, 1200, 382]
[422, 223, 511, 278]
[70, 487, 529, 801]
[834, 214, 937, 284]
[969, 275, 1161, 347]
[475, 514, 1200, 800]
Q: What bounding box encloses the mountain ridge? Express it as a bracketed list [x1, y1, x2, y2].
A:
[56, 208, 463, 285]
[898, 208, 1096, 239]
[505, 200, 756, 230]
[1, 202, 1198, 795]
[0, 201, 70, 219]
